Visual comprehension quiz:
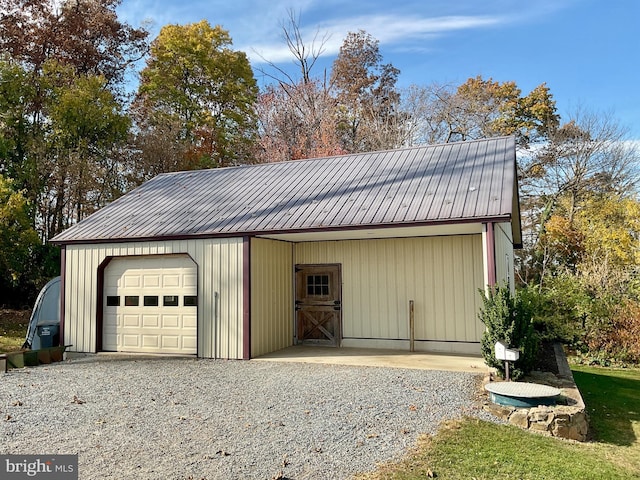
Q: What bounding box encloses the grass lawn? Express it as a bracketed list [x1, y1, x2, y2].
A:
[355, 365, 640, 479]
[0, 309, 30, 352]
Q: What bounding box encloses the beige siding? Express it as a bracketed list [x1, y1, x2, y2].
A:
[494, 222, 515, 292]
[63, 238, 244, 359]
[250, 238, 294, 357]
[294, 235, 485, 352]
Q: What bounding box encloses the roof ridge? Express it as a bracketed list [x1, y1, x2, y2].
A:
[154, 136, 516, 177]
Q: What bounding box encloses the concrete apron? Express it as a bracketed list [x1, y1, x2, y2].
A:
[252, 345, 489, 373]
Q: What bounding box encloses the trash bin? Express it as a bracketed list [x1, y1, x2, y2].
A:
[37, 325, 59, 348]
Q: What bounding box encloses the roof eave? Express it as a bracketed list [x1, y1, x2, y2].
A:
[49, 215, 513, 246]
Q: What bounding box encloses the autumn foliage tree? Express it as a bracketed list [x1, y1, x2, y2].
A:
[256, 81, 344, 162]
[131, 20, 258, 177]
[402, 77, 558, 148]
[0, 0, 148, 240]
[0, 0, 147, 83]
[331, 30, 403, 152]
[516, 108, 640, 363]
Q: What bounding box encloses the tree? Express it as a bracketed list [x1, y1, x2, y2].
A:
[0, 175, 40, 306]
[255, 9, 329, 87]
[256, 81, 344, 162]
[0, 0, 148, 86]
[0, 0, 148, 240]
[576, 195, 640, 270]
[254, 11, 345, 162]
[42, 66, 130, 237]
[516, 108, 639, 286]
[522, 108, 638, 215]
[132, 20, 258, 173]
[0, 60, 39, 202]
[331, 30, 402, 152]
[402, 77, 558, 148]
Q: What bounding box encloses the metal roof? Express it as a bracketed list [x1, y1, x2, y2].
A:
[51, 136, 520, 244]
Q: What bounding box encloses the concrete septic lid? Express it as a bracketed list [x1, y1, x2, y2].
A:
[485, 382, 562, 408]
[485, 382, 561, 398]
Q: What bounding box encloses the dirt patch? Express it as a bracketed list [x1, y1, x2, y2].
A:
[0, 309, 31, 325]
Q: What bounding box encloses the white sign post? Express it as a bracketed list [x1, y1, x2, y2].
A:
[495, 341, 520, 381]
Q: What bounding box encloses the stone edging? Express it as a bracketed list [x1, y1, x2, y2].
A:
[482, 343, 589, 442]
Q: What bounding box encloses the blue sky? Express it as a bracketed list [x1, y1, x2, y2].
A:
[117, 0, 640, 138]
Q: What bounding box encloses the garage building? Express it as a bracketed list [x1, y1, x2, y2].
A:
[51, 136, 521, 359]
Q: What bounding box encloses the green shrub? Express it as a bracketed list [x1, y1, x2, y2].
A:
[479, 285, 539, 380]
[518, 278, 587, 345]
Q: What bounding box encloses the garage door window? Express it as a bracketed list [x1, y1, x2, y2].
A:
[163, 295, 179, 307]
[106, 296, 120, 306]
[124, 296, 139, 306]
[184, 295, 197, 306]
[144, 295, 159, 306]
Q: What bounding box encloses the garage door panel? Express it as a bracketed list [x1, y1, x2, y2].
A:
[123, 315, 140, 327]
[104, 312, 118, 326]
[103, 255, 197, 355]
[161, 336, 179, 349]
[142, 335, 159, 348]
[123, 275, 141, 288]
[122, 335, 140, 347]
[183, 315, 197, 328]
[162, 315, 179, 328]
[143, 315, 159, 327]
[143, 275, 160, 287]
[163, 274, 180, 287]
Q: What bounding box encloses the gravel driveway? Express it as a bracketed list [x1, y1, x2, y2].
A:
[1, 355, 494, 479]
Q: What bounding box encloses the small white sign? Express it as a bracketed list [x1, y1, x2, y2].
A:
[494, 341, 508, 361]
[495, 341, 520, 362]
[505, 348, 520, 362]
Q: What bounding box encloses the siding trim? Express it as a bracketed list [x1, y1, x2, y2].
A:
[485, 222, 496, 287]
[95, 256, 114, 352]
[59, 246, 66, 347]
[51, 216, 511, 246]
[243, 236, 251, 359]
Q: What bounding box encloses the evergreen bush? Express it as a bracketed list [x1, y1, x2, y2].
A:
[479, 285, 539, 380]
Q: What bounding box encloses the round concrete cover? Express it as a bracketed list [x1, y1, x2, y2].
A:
[485, 381, 561, 398]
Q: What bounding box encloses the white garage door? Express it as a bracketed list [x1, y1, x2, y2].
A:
[103, 255, 197, 354]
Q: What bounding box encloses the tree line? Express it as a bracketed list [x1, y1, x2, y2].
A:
[1, 1, 639, 364]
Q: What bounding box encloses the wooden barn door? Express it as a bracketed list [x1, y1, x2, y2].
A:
[295, 264, 342, 346]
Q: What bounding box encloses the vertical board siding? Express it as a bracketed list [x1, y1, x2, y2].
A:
[294, 235, 485, 343]
[250, 238, 294, 357]
[64, 238, 244, 359]
[495, 222, 515, 292]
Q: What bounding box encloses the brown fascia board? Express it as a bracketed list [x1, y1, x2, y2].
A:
[49, 215, 514, 246]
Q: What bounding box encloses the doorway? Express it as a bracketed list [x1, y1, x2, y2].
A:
[295, 264, 342, 346]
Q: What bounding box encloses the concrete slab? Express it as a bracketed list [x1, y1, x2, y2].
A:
[252, 345, 489, 373]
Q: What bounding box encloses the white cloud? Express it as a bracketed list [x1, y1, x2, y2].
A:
[245, 12, 506, 64]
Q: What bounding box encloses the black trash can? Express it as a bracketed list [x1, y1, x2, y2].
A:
[37, 325, 59, 348]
